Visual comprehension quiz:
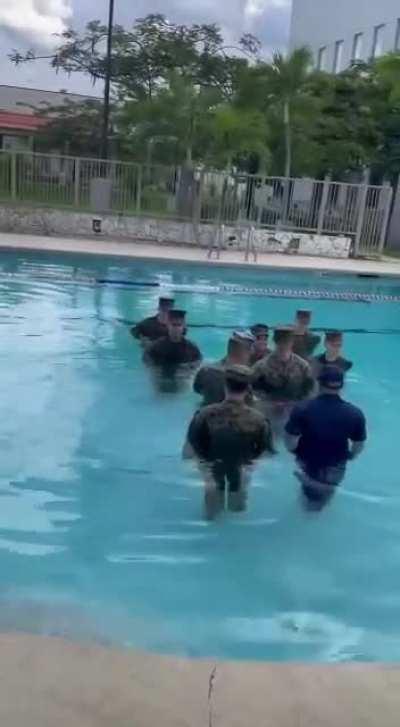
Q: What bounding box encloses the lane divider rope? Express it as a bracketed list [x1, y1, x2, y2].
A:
[1, 271, 400, 303]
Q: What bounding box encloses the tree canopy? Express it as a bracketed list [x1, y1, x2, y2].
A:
[10, 13, 400, 181]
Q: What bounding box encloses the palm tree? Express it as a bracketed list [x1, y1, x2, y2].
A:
[263, 47, 313, 178]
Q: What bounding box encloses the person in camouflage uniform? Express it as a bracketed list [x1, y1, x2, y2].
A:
[292, 310, 321, 360]
[187, 365, 274, 519]
[252, 327, 315, 435]
[131, 296, 174, 344]
[249, 324, 271, 365]
[193, 333, 253, 407]
[144, 309, 202, 392]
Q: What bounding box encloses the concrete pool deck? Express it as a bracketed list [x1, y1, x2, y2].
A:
[1, 633, 400, 727]
[1, 230, 400, 275]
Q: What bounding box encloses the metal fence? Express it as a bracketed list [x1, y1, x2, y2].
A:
[0, 150, 393, 254]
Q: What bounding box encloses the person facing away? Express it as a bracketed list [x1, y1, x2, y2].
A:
[312, 330, 353, 377]
[193, 331, 254, 407]
[144, 309, 202, 369]
[284, 366, 367, 510]
[252, 326, 314, 404]
[292, 309, 321, 360]
[187, 365, 274, 519]
[249, 324, 271, 365]
[131, 296, 175, 344]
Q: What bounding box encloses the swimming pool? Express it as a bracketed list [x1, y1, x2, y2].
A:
[0, 248, 399, 662]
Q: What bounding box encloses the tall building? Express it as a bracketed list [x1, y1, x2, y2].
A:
[290, 0, 400, 72]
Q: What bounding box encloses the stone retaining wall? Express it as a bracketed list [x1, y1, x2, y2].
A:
[0, 206, 352, 258]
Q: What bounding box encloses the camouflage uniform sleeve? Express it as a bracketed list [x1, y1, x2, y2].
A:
[300, 358, 316, 397]
[187, 410, 211, 460]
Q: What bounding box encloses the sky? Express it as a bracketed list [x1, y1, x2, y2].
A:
[0, 0, 292, 94]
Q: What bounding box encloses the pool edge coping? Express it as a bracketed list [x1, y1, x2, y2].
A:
[1, 232, 400, 278]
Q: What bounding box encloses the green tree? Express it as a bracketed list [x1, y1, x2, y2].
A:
[33, 99, 107, 156]
[261, 48, 314, 178]
[205, 105, 269, 170]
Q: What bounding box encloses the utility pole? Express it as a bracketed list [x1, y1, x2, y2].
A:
[100, 0, 115, 160]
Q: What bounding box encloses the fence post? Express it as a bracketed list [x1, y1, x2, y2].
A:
[378, 183, 393, 254]
[74, 157, 81, 208]
[354, 176, 369, 257]
[136, 164, 142, 214]
[10, 152, 17, 201]
[317, 175, 330, 234]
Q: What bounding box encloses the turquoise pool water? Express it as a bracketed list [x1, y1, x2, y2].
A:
[0, 249, 400, 662]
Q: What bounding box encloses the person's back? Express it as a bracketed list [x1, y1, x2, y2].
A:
[187, 364, 273, 517]
[290, 394, 364, 471]
[190, 399, 269, 464]
[285, 366, 366, 508]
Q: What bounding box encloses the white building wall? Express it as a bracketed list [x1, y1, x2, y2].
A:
[290, 0, 400, 71]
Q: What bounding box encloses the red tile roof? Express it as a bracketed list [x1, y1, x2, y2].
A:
[0, 111, 49, 132]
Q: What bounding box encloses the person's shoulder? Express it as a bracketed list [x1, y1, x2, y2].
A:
[292, 353, 311, 370]
[342, 399, 365, 419]
[186, 338, 201, 352]
[242, 404, 266, 425]
[198, 402, 221, 420]
[252, 353, 273, 371]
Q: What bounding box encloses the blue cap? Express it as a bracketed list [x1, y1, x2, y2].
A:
[318, 366, 344, 390]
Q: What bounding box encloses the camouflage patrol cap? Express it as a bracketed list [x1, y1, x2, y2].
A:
[250, 323, 269, 336]
[273, 325, 295, 344]
[159, 296, 175, 309]
[224, 364, 252, 384]
[168, 309, 186, 321]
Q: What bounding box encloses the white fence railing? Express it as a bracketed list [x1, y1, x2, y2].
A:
[0, 150, 393, 254]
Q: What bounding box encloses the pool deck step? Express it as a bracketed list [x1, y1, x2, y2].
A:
[0, 231, 400, 276]
[0, 633, 399, 727]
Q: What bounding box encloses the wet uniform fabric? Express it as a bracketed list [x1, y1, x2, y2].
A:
[252, 352, 314, 402]
[131, 316, 167, 342]
[249, 348, 271, 366]
[293, 332, 321, 360]
[188, 400, 273, 492]
[145, 337, 202, 367]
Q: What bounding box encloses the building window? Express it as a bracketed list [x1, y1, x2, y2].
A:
[317, 46, 327, 70]
[333, 40, 344, 73]
[372, 24, 385, 58]
[352, 32, 363, 61]
[395, 19, 400, 51]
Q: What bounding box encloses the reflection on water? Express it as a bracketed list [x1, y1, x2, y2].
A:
[0, 251, 399, 661]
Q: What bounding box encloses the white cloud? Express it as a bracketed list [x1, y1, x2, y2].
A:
[0, 0, 72, 46]
[245, 0, 289, 18]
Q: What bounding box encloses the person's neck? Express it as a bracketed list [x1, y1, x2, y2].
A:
[169, 335, 183, 343]
[325, 352, 340, 362]
[319, 387, 341, 397]
[276, 349, 291, 362]
[296, 326, 308, 335]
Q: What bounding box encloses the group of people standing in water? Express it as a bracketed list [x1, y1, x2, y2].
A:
[132, 296, 367, 518]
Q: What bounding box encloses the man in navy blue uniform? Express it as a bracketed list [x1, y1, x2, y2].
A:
[285, 366, 367, 509]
